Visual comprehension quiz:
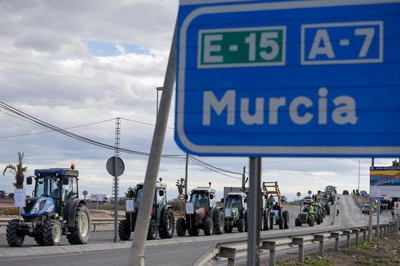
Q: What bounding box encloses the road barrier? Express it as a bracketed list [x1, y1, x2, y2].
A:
[194, 221, 398, 266]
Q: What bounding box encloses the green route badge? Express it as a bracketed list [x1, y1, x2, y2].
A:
[198, 26, 286, 68]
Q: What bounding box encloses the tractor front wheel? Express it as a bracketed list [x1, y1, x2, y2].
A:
[237, 219, 245, 233]
[213, 210, 224, 235]
[118, 220, 131, 241]
[147, 219, 157, 240]
[43, 220, 62, 246]
[6, 219, 24, 247]
[176, 218, 186, 236]
[159, 208, 174, 239]
[203, 217, 213, 236]
[67, 204, 91, 245]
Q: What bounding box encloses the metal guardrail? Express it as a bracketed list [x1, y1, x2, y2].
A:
[194, 221, 399, 266]
[0, 217, 123, 232]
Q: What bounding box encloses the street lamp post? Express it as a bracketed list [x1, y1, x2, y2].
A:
[156, 87, 163, 115]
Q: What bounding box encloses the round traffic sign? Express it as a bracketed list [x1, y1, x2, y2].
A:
[296, 192, 301, 197]
[106, 156, 125, 177]
[178, 194, 185, 201]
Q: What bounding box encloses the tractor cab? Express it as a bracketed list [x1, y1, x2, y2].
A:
[190, 187, 216, 211]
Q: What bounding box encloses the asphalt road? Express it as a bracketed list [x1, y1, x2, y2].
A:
[0, 195, 395, 266]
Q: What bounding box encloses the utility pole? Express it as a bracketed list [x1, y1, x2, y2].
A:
[113, 117, 121, 243]
[184, 153, 188, 197]
[241, 166, 247, 192]
[368, 157, 374, 244]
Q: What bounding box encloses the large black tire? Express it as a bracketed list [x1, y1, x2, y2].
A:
[34, 234, 45, 246]
[283, 211, 289, 229]
[188, 227, 199, 236]
[6, 219, 24, 247]
[43, 220, 62, 246]
[67, 204, 91, 245]
[317, 216, 321, 225]
[176, 218, 186, 236]
[237, 219, 245, 233]
[147, 219, 157, 240]
[203, 217, 213, 236]
[213, 210, 224, 235]
[118, 220, 131, 241]
[295, 218, 301, 226]
[224, 224, 233, 233]
[159, 208, 174, 239]
[269, 216, 274, 230]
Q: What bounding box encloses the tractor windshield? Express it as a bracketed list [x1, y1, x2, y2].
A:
[225, 195, 242, 209]
[190, 191, 208, 209]
[135, 186, 143, 203]
[34, 176, 59, 198]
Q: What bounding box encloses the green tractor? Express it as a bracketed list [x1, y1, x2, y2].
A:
[221, 192, 247, 233]
[176, 185, 224, 236]
[118, 178, 174, 240]
[295, 212, 315, 227]
[6, 165, 91, 246]
[318, 197, 331, 215]
[310, 203, 324, 225]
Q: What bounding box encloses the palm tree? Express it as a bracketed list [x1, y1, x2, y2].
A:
[176, 178, 185, 195]
[3, 152, 27, 189]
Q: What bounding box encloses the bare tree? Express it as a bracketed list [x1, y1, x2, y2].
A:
[3, 152, 27, 189]
[176, 178, 185, 195]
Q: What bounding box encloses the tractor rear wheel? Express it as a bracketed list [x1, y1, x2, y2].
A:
[6, 219, 24, 247]
[67, 204, 91, 245]
[213, 210, 224, 235]
[176, 218, 186, 236]
[147, 219, 157, 240]
[118, 220, 131, 241]
[159, 208, 174, 239]
[295, 218, 301, 226]
[203, 217, 213, 236]
[43, 220, 62, 246]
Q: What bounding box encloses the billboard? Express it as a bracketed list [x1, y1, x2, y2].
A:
[370, 167, 400, 197]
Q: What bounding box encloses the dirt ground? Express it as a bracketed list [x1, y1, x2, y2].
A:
[276, 233, 400, 266]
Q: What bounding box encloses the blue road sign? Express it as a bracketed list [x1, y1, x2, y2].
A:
[175, 0, 400, 157]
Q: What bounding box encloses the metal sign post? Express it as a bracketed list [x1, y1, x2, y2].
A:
[247, 157, 261, 265]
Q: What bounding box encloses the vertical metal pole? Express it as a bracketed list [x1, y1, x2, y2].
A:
[377, 199, 381, 246]
[368, 158, 374, 244]
[185, 153, 188, 197]
[247, 157, 261, 266]
[113, 117, 121, 243]
[129, 21, 177, 266]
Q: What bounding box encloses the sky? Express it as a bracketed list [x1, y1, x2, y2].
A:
[0, 0, 398, 202]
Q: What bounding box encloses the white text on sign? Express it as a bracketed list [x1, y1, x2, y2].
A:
[301, 21, 383, 65]
[202, 88, 358, 126]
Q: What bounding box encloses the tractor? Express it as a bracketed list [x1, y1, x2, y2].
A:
[6, 164, 91, 246]
[118, 178, 174, 240]
[176, 184, 224, 236]
[221, 192, 247, 233]
[295, 212, 315, 226]
[262, 182, 289, 230]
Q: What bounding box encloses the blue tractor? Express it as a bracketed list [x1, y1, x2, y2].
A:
[6, 164, 91, 246]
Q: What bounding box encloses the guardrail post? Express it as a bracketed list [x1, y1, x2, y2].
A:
[396, 215, 399, 233]
[359, 228, 367, 241]
[262, 241, 276, 266]
[93, 224, 97, 232]
[389, 222, 395, 235]
[313, 234, 325, 258]
[352, 229, 360, 246]
[220, 247, 236, 266]
[330, 232, 340, 251]
[342, 230, 351, 248]
[372, 225, 377, 238]
[291, 237, 304, 263]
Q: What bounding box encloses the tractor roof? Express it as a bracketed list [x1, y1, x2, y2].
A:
[137, 181, 167, 189]
[34, 168, 79, 177]
[227, 192, 246, 197]
[191, 187, 216, 193]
